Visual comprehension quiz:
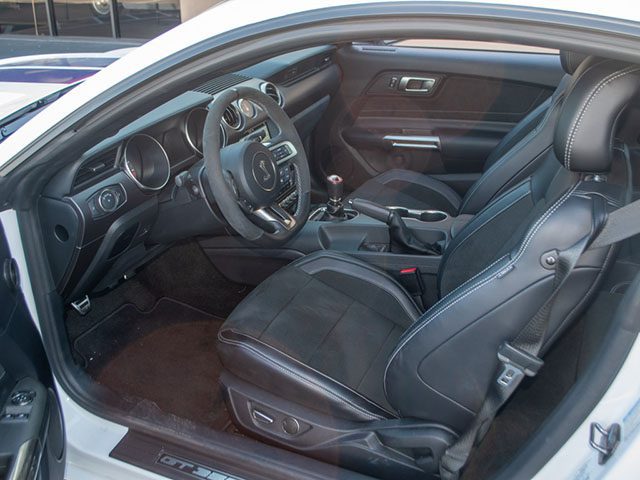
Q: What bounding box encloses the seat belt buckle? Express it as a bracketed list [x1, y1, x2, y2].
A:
[396, 267, 425, 297]
[496, 342, 544, 391]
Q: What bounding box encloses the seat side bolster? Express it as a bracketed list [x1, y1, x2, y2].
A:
[218, 329, 397, 422]
[347, 169, 462, 213]
[296, 250, 423, 324]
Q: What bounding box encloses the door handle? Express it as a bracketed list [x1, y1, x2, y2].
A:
[399, 77, 436, 93]
[384, 135, 441, 151]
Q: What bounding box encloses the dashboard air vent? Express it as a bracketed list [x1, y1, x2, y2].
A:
[222, 104, 243, 130]
[260, 82, 284, 106]
[192, 73, 251, 96]
[73, 148, 118, 189]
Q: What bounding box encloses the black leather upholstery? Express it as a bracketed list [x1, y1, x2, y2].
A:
[554, 60, 640, 173]
[219, 251, 419, 421]
[348, 54, 582, 215]
[560, 50, 588, 75]
[345, 168, 462, 213]
[217, 58, 635, 478]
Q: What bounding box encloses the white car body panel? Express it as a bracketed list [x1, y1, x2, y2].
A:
[62, 391, 170, 480]
[0, 1, 639, 479]
[0, 50, 133, 124]
[0, 82, 70, 121]
[0, 50, 134, 67]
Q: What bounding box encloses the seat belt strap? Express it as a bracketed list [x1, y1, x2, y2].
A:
[591, 197, 640, 248]
[438, 190, 640, 480]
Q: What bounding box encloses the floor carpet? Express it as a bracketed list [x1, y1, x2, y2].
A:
[75, 298, 230, 430]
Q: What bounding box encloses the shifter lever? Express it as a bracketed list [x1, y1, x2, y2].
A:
[326, 174, 345, 217]
[349, 198, 441, 255]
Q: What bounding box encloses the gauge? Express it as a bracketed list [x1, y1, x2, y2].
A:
[122, 134, 171, 191]
[238, 98, 256, 118]
[184, 107, 226, 155]
[124, 157, 139, 180]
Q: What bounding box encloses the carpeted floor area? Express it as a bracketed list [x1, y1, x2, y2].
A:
[66, 241, 252, 346]
[66, 241, 252, 430]
[75, 298, 230, 430]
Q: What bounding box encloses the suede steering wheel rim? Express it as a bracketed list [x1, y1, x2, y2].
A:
[202, 86, 310, 246]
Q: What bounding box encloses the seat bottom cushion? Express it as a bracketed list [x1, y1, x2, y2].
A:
[347, 169, 462, 214]
[217, 251, 421, 421]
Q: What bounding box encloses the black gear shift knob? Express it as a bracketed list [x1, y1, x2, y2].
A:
[327, 174, 344, 202]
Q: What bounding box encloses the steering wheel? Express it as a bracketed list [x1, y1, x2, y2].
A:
[202, 86, 310, 246]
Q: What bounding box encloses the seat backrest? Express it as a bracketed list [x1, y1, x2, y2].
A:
[457, 51, 587, 215]
[384, 59, 639, 432]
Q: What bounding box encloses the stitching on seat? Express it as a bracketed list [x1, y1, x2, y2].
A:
[355, 323, 397, 391]
[297, 251, 421, 320]
[383, 183, 578, 397]
[380, 176, 461, 211]
[416, 374, 477, 415]
[256, 274, 313, 339]
[574, 191, 623, 208]
[311, 271, 417, 325]
[357, 169, 461, 211]
[220, 336, 384, 421]
[305, 299, 356, 363]
[219, 330, 391, 420]
[441, 186, 531, 278]
[459, 93, 562, 213]
[564, 66, 640, 170]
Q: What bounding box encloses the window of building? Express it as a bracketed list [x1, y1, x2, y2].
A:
[0, 0, 50, 35]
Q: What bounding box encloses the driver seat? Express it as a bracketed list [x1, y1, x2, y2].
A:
[217, 59, 637, 479]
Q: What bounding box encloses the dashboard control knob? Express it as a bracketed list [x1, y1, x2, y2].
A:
[98, 189, 118, 212]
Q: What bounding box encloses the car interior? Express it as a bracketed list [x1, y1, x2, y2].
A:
[23, 39, 640, 479]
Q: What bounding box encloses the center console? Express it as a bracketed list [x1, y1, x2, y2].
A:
[201, 173, 473, 302]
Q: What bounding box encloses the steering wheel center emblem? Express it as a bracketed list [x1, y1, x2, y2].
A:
[251, 152, 277, 192]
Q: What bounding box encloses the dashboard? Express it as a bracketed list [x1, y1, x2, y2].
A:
[39, 46, 341, 304]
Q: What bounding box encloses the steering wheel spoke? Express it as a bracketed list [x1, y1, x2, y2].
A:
[267, 139, 298, 165]
[203, 86, 309, 245]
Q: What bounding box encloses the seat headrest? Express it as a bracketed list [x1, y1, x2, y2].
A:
[554, 59, 640, 173]
[560, 50, 588, 74]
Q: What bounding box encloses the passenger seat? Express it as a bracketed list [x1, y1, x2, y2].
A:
[347, 50, 587, 215]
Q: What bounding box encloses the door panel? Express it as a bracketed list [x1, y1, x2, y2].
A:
[0, 222, 65, 480]
[315, 44, 564, 194]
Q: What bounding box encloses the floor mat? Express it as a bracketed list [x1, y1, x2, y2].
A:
[136, 241, 253, 319]
[65, 241, 252, 347]
[75, 298, 230, 430]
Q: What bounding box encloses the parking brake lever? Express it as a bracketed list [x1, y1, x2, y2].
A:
[349, 198, 441, 255]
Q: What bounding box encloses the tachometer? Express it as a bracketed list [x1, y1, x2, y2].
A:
[122, 134, 171, 191]
[124, 157, 139, 180]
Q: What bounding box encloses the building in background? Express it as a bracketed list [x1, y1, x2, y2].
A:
[0, 0, 221, 39]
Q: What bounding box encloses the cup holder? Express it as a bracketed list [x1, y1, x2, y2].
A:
[388, 206, 448, 223]
[419, 211, 448, 222]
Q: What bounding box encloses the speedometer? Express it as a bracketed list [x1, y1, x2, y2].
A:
[184, 107, 226, 155]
